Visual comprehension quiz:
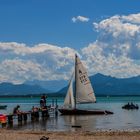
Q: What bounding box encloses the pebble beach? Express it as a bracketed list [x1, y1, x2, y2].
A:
[1, 129, 140, 140]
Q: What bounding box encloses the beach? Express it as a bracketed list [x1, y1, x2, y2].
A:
[1, 130, 140, 140]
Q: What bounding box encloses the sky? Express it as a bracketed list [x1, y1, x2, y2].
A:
[0, 0, 140, 84]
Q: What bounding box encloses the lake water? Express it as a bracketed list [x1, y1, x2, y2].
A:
[0, 96, 140, 131]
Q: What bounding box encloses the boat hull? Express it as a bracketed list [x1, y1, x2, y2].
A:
[0, 105, 7, 109]
[58, 108, 113, 115]
[122, 105, 139, 110]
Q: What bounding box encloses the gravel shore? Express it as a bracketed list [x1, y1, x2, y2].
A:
[0, 129, 140, 140]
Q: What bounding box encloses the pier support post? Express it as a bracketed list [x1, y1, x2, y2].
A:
[7, 115, 13, 125]
[35, 111, 39, 120]
[55, 99, 58, 117]
[31, 112, 35, 121]
[42, 109, 49, 118]
[31, 111, 39, 121]
[2, 122, 7, 128]
[18, 114, 23, 122]
[23, 113, 27, 121]
[52, 99, 54, 107]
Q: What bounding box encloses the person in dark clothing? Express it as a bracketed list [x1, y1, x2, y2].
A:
[40, 96, 44, 108]
[42, 95, 47, 106]
[40, 95, 47, 108]
[13, 105, 21, 114]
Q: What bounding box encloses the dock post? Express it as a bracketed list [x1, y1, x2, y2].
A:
[23, 113, 27, 122]
[18, 114, 23, 122]
[31, 112, 35, 121]
[42, 109, 49, 118]
[2, 122, 7, 128]
[34, 111, 39, 121]
[55, 99, 58, 117]
[7, 115, 13, 125]
[55, 99, 57, 106]
[31, 111, 39, 121]
[52, 99, 54, 107]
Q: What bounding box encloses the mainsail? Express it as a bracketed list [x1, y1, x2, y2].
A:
[63, 75, 75, 109]
[75, 55, 96, 103]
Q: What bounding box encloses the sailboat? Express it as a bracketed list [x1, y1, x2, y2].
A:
[58, 54, 113, 115]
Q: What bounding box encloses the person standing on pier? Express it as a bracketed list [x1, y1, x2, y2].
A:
[40, 94, 47, 108]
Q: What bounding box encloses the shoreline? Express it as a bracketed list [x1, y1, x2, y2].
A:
[1, 129, 140, 140]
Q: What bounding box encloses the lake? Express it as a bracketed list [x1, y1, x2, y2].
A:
[0, 96, 140, 131]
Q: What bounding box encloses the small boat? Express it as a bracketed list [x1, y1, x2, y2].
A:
[0, 105, 7, 109]
[122, 103, 139, 110]
[58, 54, 113, 115]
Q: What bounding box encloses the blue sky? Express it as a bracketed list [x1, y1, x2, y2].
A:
[0, 0, 140, 84]
[0, 0, 140, 48]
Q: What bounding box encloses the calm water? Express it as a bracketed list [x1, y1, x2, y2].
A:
[0, 96, 140, 131]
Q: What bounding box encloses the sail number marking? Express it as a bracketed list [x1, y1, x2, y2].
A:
[78, 69, 89, 84]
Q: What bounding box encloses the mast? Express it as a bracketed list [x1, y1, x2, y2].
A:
[74, 54, 77, 109]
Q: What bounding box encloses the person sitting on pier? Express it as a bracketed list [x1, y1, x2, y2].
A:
[13, 105, 22, 115]
[32, 106, 39, 112]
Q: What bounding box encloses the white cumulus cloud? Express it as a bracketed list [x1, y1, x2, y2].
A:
[1, 13, 140, 83]
[81, 13, 140, 77]
[0, 42, 77, 84]
[93, 13, 140, 60]
[72, 15, 89, 23]
[81, 42, 140, 78]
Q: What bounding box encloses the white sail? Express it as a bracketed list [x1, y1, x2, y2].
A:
[63, 75, 75, 109]
[75, 55, 96, 103]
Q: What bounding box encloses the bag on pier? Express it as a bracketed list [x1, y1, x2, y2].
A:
[0, 114, 6, 124]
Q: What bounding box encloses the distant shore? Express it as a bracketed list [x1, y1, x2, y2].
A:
[1, 129, 140, 140]
[1, 94, 140, 98]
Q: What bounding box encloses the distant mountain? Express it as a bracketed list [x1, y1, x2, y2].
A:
[1, 73, 140, 96]
[91, 73, 140, 96]
[25, 80, 67, 92]
[58, 73, 140, 96]
[0, 82, 48, 95]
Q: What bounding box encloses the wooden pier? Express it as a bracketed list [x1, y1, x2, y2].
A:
[0, 99, 58, 128]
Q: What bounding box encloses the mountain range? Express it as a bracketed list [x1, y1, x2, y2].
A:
[0, 82, 48, 95]
[58, 73, 140, 96]
[0, 73, 140, 96]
